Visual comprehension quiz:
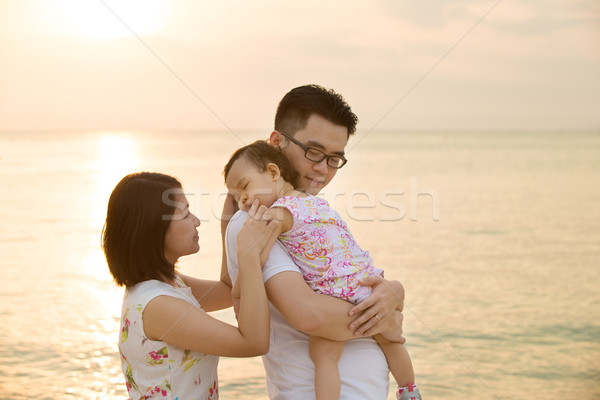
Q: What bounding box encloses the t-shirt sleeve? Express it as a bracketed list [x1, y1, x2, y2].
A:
[127, 280, 197, 314]
[225, 210, 302, 284]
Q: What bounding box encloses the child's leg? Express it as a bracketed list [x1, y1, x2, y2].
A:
[309, 335, 344, 400]
[374, 333, 414, 386]
[374, 334, 422, 399]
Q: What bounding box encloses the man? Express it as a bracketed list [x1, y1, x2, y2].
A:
[221, 84, 406, 399]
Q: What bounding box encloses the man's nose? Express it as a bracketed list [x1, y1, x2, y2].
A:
[312, 158, 329, 174]
[192, 213, 201, 227]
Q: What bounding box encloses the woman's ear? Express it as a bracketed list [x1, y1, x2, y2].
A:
[266, 163, 281, 181]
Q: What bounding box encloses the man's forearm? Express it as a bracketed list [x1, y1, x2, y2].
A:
[265, 271, 406, 341]
[264, 271, 358, 341]
[300, 294, 360, 341]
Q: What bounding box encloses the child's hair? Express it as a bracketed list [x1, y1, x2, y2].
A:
[224, 140, 299, 187]
[101, 172, 182, 287]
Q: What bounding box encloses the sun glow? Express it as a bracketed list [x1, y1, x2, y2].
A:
[50, 0, 167, 40]
[91, 133, 140, 228]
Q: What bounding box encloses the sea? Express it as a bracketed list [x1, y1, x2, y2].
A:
[0, 130, 599, 399]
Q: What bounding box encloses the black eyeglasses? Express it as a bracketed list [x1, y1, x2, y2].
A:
[279, 132, 347, 169]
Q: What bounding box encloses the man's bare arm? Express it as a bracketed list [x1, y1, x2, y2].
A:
[265, 271, 404, 341]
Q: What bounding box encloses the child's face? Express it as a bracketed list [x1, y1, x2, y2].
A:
[225, 157, 280, 211]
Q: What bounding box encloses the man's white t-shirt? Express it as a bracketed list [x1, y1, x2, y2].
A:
[226, 210, 390, 400]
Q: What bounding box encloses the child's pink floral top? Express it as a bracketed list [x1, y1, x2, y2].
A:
[119, 274, 219, 399]
[272, 195, 384, 304]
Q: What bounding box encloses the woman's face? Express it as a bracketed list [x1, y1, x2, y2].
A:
[163, 191, 201, 264]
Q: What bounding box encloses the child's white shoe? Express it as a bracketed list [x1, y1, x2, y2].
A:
[396, 383, 421, 400]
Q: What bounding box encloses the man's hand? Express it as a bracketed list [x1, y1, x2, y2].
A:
[367, 310, 405, 343]
[348, 276, 404, 334]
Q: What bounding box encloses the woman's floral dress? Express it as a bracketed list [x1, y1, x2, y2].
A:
[119, 275, 219, 399]
[272, 195, 384, 304]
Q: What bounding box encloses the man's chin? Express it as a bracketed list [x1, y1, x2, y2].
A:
[300, 178, 324, 195]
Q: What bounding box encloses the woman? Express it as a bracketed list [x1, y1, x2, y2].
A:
[102, 172, 278, 399]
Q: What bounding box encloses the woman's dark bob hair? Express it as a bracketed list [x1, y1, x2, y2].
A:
[101, 172, 182, 287]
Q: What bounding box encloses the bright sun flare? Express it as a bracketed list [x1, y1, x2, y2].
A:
[92, 134, 139, 227]
[52, 0, 166, 40]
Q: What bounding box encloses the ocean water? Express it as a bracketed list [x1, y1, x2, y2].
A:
[0, 130, 599, 399]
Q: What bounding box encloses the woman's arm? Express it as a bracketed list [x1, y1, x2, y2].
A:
[143, 201, 277, 357]
[142, 292, 267, 357]
[179, 274, 232, 312]
[259, 207, 292, 266]
[231, 205, 292, 317]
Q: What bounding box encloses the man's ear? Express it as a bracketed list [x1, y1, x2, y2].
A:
[266, 163, 281, 181]
[269, 131, 283, 147]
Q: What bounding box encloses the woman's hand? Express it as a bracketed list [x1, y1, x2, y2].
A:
[236, 200, 279, 261]
[347, 276, 404, 334]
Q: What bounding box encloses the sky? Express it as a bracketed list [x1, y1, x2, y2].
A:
[0, 0, 599, 132]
